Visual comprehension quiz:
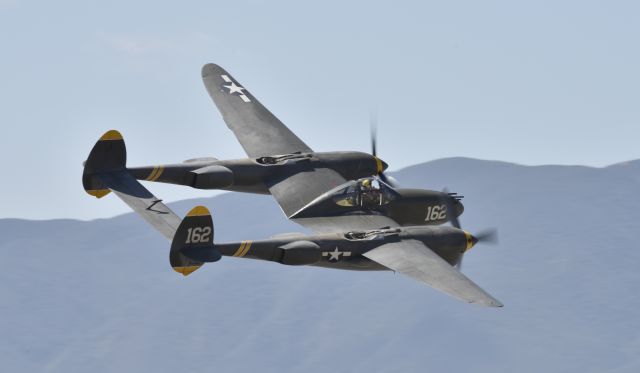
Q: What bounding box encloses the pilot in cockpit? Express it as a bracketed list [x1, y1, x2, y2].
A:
[360, 178, 371, 190]
[360, 178, 380, 190]
[360, 178, 382, 206]
[334, 177, 396, 207]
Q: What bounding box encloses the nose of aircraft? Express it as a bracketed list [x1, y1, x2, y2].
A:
[470, 234, 479, 247]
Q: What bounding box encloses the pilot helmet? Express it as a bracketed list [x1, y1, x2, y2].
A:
[361, 179, 371, 188]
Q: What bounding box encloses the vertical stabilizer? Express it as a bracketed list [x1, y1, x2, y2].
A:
[170, 206, 220, 276]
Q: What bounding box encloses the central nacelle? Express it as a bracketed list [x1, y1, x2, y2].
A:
[289, 176, 465, 227]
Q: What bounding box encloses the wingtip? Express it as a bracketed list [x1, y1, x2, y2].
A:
[468, 297, 503, 307]
[201, 63, 222, 78]
[479, 299, 504, 308]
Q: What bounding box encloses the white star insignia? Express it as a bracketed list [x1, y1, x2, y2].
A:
[220, 74, 251, 102]
[322, 247, 352, 262]
[328, 247, 342, 261]
[224, 81, 245, 95]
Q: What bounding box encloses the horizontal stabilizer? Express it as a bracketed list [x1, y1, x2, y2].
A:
[95, 170, 181, 241]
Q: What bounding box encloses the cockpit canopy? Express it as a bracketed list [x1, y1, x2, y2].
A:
[332, 177, 398, 208]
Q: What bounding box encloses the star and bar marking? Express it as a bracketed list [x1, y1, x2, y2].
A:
[221, 75, 251, 103]
[322, 247, 352, 262]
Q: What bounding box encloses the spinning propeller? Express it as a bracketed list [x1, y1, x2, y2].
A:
[440, 188, 498, 269]
[370, 113, 399, 187]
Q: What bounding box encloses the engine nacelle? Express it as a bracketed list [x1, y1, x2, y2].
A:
[278, 240, 322, 265]
[314, 151, 386, 181]
[190, 165, 235, 189]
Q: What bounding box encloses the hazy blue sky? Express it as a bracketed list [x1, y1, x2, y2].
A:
[1, 0, 638, 220]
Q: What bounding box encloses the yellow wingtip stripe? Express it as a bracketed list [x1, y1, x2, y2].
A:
[99, 130, 123, 141]
[86, 189, 111, 198]
[186, 205, 210, 217]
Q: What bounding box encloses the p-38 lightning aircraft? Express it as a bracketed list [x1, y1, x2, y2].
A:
[82, 64, 502, 307]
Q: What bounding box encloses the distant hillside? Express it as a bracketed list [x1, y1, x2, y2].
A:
[2, 158, 639, 373]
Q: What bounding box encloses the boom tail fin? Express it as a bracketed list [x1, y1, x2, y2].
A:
[170, 206, 221, 276]
[83, 130, 181, 240]
[82, 130, 126, 198]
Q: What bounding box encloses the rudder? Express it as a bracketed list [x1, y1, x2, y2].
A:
[82, 130, 127, 198]
[170, 206, 221, 276]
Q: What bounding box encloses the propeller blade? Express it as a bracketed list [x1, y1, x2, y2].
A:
[370, 110, 378, 157]
[475, 229, 499, 245]
[368, 110, 400, 187]
[371, 129, 377, 157]
[456, 255, 464, 270]
[457, 228, 498, 271]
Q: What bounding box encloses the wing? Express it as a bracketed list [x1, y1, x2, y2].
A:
[363, 239, 503, 307]
[201, 63, 312, 158]
[202, 64, 354, 217]
[267, 166, 350, 218]
[202, 64, 385, 227]
[97, 170, 181, 241]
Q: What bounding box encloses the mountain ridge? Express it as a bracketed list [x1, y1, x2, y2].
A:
[2, 157, 639, 372]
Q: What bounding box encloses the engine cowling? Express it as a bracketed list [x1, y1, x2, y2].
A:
[190, 165, 234, 189]
[278, 241, 322, 265]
